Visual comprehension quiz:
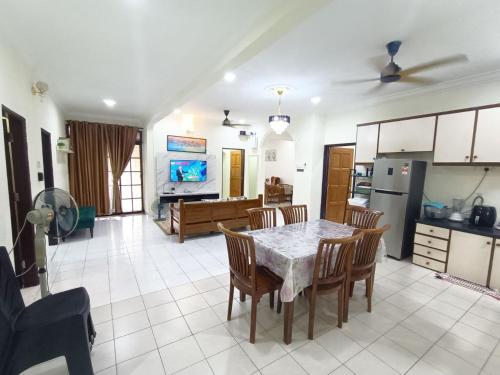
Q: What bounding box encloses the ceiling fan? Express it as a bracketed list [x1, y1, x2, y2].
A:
[221, 109, 252, 128]
[339, 40, 468, 93]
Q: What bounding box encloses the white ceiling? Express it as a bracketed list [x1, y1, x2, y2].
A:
[0, 0, 327, 124]
[2, 0, 500, 126]
[182, 0, 500, 126]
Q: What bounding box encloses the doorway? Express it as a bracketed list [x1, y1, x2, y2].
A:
[222, 148, 245, 198]
[320, 143, 355, 223]
[41, 129, 54, 189]
[2, 106, 37, 287]
[41, 129, 58, 245]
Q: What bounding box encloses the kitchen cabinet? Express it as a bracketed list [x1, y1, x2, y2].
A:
[378, 117, 435, 153]
[413, 223, 449, 272]
[489, 241, 500, 290]
[447, 231, 493, 286]
[355, 124, 379, 163]
[434, 111, 476, 163]
[473, 107, 500, 163]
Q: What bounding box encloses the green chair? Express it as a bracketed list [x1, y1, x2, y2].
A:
[74, 206, 96, 238]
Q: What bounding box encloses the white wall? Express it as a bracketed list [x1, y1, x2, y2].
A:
[262, 139, 295, 185]
[0, 37, 68, 249]
[221, 149, 231, 198]
[144, 114, 265, 212]
[322, 80, 500, 214]
[287, 114, 326, 219]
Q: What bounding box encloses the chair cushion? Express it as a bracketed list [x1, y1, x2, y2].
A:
[76, 206, 96, 229]
[15, 287, 90, 332]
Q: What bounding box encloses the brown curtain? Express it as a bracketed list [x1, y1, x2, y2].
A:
[105, 125, 138, 214]
[68, 121, 110, 216]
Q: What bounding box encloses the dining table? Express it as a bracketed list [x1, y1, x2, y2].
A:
[249, 218, 386, 344]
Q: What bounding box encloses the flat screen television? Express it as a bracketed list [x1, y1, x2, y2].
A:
[170, 160, 207, 182]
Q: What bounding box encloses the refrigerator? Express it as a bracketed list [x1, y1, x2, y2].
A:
[369, 159, 427, 259]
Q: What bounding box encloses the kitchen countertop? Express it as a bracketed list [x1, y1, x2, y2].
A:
[416, 217, 500, 239]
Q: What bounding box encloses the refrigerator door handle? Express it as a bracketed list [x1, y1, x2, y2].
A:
[373, 189, 404, 196]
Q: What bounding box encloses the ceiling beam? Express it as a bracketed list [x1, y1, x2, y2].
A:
[148, 0, 332, 125]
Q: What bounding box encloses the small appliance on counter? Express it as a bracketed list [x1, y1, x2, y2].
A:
[470, 205, 497, 227]
[448, 198, 465, 222]
[423, 201, 448, 219]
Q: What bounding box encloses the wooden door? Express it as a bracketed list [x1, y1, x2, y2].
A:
[325, 147, 353, 223]
[434, 111, 475, 163]
[355, 124, 379, 163]
[378, 117, 435, 153]
[2, 107, 37, 287]
[473, 108, 500, 163]
[229, 150, 242, 197]
[447, 231, 492, 286]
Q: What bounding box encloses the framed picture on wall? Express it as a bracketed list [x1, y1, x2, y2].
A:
[167, 135, 207, 154]
[265, 149, 277, 161]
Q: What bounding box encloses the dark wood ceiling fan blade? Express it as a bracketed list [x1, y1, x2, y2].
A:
[400, 54, 468, 76]
[333, 78, 380, 85]
[399, 76, 437, 85]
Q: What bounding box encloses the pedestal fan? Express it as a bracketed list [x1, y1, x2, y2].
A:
[26, 188, 79, 297]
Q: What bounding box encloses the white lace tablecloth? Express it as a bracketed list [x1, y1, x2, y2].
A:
[250, 219, 386, 302]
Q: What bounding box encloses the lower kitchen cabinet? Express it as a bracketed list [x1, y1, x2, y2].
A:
[447, 231, 493, 286]
[489, 241, 500, 290]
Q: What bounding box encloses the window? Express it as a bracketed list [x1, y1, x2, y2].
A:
[108, 131, 143, 214]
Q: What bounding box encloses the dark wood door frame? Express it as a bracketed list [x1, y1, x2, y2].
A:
[222, 147, 245, 197]
[41, 128, 59, 245]
[41, 129, 54, 189]
[2, 105, 37, 287]
[320, 142, 356, 219]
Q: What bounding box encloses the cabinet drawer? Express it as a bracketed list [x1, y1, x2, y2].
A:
[413, 254, 446, 272]
[414, 233, 448, 251]
[416, 223, 449, 239]
[413, 244, 447, 262]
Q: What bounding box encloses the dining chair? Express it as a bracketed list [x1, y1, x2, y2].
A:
[279, 204, 308, 225]
[304, 230, 363, 339]
[247, 207, 276, 230]
[344, 224, 390, 322]
[345, 204, 383, 229]
[217, 223, 283, 343]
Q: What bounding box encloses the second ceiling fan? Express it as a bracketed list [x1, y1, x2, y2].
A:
[341, 40, 468, 93]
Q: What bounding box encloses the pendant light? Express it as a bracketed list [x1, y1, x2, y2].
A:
[268, 88, 290, 135]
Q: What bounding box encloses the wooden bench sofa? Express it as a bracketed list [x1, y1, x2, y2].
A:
[169, 194, 263, 243]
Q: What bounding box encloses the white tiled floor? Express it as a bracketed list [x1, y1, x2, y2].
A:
[21, 214, 500, 375]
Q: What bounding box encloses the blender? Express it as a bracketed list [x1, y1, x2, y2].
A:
[448, 198, 465, 222]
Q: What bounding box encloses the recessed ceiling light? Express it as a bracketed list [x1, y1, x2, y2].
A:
[173, 108, 181, 114]
[310, 96, 321, 105]
[224, 72, 236, 82]
[103, 99, 116, 108]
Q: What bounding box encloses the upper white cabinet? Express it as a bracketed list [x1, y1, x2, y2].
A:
[473, 108, 500, 163]
[434, 111, 475, 163]
[378, 117, 435, 153]
[447, 231, 493, 286]
[355, 124, 379, 163]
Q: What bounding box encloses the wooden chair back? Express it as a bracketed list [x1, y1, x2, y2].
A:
[217, 223, 256, 291]
[247, 207, 276, 230]
[346, 205, 383, 229]
[353, 224, 390, 274]
[312, 230, 363, 290]
[279, 204, 308, 225]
